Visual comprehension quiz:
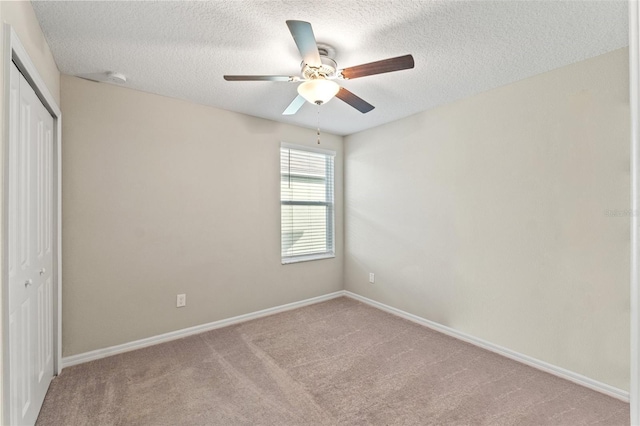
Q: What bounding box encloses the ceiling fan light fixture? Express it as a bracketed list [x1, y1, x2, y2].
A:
[297, 79, 339, 105]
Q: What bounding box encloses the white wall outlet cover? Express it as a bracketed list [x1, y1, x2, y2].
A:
[177, 294, 186, 307]
[369, 273, 375, 284]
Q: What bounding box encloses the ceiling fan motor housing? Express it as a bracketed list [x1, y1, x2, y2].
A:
[302, 56, 337, 80]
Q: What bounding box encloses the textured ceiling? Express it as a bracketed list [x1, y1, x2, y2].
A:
[33, 0, 628, 136]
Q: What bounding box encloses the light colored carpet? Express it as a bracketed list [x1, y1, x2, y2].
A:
[36, 297, 629, 425]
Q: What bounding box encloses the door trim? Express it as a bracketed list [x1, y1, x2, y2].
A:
[1, 25, 62, 426]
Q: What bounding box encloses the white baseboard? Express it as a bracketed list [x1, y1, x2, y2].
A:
[61, 289, 629, 403]
[61, 291, 346, 369]
[344, 291, 629, 402]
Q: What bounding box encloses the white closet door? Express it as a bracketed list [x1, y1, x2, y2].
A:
[8, 61, 54, 426]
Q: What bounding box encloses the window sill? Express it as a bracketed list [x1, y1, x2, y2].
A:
[282, 253, 335, 265]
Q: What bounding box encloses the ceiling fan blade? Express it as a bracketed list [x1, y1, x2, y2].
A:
[282, 95, 306, 115]
[336, 87, 375, 113]
[286, 20, 321, 67]
[340, 54, 415, 79]
[224, 75, 298, 82]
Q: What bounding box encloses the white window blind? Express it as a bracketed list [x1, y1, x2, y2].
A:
[281, 145, 335, 263]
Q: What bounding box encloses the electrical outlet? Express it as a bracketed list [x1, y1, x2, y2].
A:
[176, 294, 186, 308]
[369, 273, 375, 284]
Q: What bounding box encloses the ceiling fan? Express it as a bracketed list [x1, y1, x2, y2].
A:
[223, 20, 415, 115]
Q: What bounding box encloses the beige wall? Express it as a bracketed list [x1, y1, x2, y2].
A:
[0, 1, 60, 421]
[344, 48, 630, 391]
[60, 75, 343, 356]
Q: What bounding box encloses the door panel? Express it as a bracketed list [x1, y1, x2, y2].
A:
[8, 62, 55, 426]
[20, 300, 31, 418]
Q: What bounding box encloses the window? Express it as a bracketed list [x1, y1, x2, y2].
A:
[281, 143, 335, 264]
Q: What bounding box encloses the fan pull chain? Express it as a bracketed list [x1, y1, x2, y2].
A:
[317, 104, 321, 144]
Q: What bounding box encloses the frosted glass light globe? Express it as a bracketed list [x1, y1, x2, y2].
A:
[297, 79, 340, 105]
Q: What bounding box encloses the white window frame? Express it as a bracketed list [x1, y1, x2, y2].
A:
[280, 142, 336, 264]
